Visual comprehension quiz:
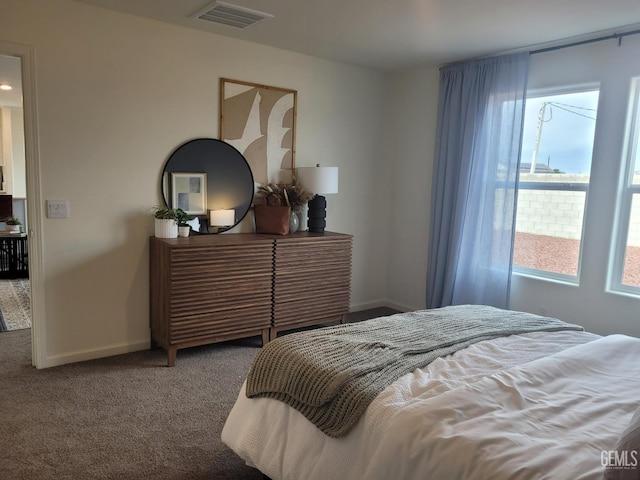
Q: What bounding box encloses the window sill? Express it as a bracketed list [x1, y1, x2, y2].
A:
[605, 286, 640, 300]
[511, 268, 579, 287]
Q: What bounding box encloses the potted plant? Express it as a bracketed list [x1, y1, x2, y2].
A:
[152, 205, 179, 238]
[5, 216, 21, 233]
[256, 178, 313, 234]
[174, 208, 193, 237]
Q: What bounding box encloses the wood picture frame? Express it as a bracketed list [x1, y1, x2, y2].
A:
[220, 78, 297, 186]
[171, 172, 207, 215]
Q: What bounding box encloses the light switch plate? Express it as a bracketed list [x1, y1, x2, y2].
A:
[46, 200, 70, 218]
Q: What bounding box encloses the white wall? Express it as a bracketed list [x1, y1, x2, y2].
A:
[510, 37, 640, 337]
[385, 67, 440, 312]
[0, 0, 391, 366]
[9, 107, 26, 198]
[0, 106, 27, 198]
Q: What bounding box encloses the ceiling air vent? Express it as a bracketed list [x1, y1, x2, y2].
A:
[192, 1, 274, 29]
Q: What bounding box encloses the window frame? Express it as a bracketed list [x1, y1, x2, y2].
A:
[512, 85, 598, 283]
[609, 78, 640, 296]
[513, 181, 589, 283]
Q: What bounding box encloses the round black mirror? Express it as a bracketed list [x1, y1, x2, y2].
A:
[161, 138, 254, 233]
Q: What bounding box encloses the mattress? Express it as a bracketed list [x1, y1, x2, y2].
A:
[222, 329, 640, 480]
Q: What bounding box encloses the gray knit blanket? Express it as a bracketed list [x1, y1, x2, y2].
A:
[245, 305, 583, 437]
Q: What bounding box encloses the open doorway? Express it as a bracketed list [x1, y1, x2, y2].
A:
[0, 54, 30, 333]
[0, 41, 44, 368]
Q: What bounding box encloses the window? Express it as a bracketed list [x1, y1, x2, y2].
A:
[610, 78, 640, 294]
[513, 88, 600, 281]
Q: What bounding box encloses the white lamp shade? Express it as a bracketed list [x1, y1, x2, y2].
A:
[210, 209, 235, 226]
[296, 166, 339, 195]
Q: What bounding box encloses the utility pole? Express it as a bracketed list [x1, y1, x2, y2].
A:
[530, 102, 548, 174]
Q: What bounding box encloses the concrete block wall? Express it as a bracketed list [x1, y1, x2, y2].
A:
[516, 174, 640, 247]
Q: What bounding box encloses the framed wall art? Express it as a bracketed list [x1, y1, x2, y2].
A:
[220, 78, 297, 185]
[171, 172, 207, 215]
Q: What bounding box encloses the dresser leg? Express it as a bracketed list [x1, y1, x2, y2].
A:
[167, 347, 177, 367]
[261, 328, 270, 346]
[269, 328, 278, 342]
[340, 313, 348, 324]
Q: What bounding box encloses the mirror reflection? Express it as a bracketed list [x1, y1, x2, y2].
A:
[161, 138, 254, 233]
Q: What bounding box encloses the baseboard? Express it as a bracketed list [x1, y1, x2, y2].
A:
[44, 339, 150, 368]
[41, 300, 423, 368]
[350, 299, 418, 313]
[349, 299, 388, 312]
[384, 300, 420, 313]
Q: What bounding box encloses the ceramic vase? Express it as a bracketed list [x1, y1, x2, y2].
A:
[289, 210, 300, 234]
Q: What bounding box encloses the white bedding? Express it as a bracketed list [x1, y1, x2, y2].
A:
[221, 330, 640, 480]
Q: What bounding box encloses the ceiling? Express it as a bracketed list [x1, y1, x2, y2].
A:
[2, 0, 640, 108]
[71, 0, 640, 71]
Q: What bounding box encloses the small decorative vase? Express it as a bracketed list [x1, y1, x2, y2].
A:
[178, 226, 190, 237]
[289, 210, 300, 234]
[155, 218, 178, 238]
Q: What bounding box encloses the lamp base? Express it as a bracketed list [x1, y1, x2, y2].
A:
[307, 195, 327, 233]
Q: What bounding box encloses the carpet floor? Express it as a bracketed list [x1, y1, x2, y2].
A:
[0, 278, 31, 331]
[0, 307, 397, 480]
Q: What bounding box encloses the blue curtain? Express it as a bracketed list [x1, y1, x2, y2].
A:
[426, 53, 529, 309]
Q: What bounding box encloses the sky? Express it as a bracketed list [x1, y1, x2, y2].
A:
[520, 90, 599, 175]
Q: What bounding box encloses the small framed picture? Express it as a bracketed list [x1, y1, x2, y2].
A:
[171, 172, 207, 215]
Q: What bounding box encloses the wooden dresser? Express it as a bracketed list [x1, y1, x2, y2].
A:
[271, 233, 352, 340]
[150, 231, 352, 366]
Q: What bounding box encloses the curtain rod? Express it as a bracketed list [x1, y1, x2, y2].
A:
[531, 27, 640, 55]
[439, 25, 640, 70]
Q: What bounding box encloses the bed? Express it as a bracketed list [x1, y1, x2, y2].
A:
[221, 305, 640, 480]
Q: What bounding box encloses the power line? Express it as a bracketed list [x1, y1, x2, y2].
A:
[548, 101, 597, 112]
[547, 102, 597, 121]
[529, 99, 597, 173]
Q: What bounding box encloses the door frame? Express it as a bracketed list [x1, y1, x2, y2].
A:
[0, 41, 46, 368]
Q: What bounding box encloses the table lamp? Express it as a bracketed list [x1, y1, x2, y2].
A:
[209, 209, 235, 233]
[296, 165, 339, 233]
